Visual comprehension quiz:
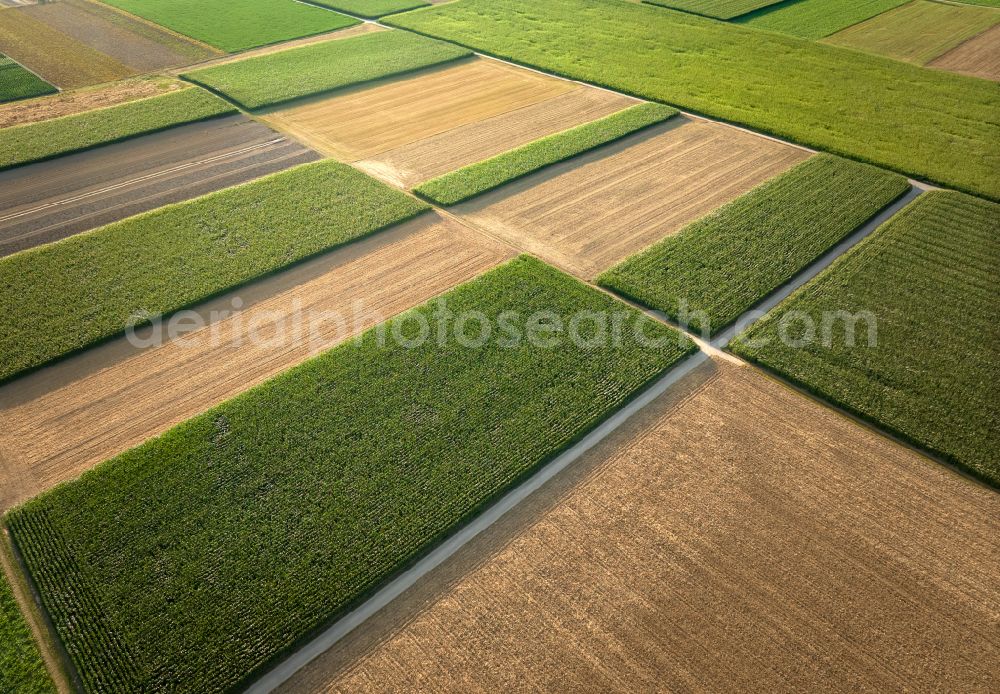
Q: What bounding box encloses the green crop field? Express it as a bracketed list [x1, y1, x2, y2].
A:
[731, 191, 1000, 486]
[7, 256, 695, 693]
[308, 0, 430, 18]
[0, 568, 55, 693]
[386, 0, 1000, 201]
[415, 102, 678, 205]
[645, 0, 783, 20]
[735, 0, 911, 39]
[0, 161, 427, 384]
[98, 0, 359, 52]
[182, 30, 472, 110]
[824, 0, 1000, 64]
[598, 155, 910, 336]
[0, 87, 235, 171]
[0, 54, 57, 103]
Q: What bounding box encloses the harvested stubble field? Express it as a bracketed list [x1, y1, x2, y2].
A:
[930, 23, 1000, 81]
[7, 257, 694, 693]
[265, 57, 578, 161]
[0, 53, 54, 103]
[0, 161, 427, 383]
[99, 0, 359, 52]
[0, 6, 134, 88]
[645, 0, 782, 20]
[0, 561, 54, 693]
[282, 358, 1000, 693]
[823, 0, 1000, 64]
[387, 0, 1000, 200]
[733, 191, 1000, 486]
[735, 0, 911, 39]
[0, 213, 514, 511]
[598, 155, 910, 335]
[454, 117, 808, 278]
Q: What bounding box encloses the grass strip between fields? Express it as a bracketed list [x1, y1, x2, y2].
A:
[731, 191, 1000, 486]
[0, 564, 55, 693]
[0, 87, 235, 171]
[306, 0, 430, 19]
[598, 155, 910, 335]
[0, 54, 57, 104]
[386, 0, 1000, 201]
[0, 160, 428, 384]
[644, 0, 783, 20]
[734, 0, 912, 40]
[6, 255, 696, 693]
[414, 102, 677, 205]
[182, 30, 473, 110]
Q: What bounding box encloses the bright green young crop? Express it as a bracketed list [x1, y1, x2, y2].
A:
[0, 569, 55, 693]
[645, 0, 782, 20]
[308, 0, 430, 18]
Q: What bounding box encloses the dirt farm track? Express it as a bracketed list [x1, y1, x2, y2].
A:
[282, 359, 1000, 693]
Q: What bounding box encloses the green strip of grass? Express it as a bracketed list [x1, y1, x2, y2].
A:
[0, 160, 428, 384]
[0, 54, 57, 103]
[182, 30, 472, 110]
[0, 567, 55, 694]
[386, 0, 1000, 201]
[0, 87, 235, 171]
[415, 102, 677, 206]
[7, 255, 695, 693]
[731, 191, 1000, 486]
[98, 0, 359, 53]
[307, 0, 430, 18]
[735, 0, 911, 40]
[645, 0, 783, 20]
[598, 155, 910, 335]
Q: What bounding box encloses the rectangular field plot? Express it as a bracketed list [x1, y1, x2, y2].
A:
[6, 257, 693, 693]
[646, 0, 783, 20]
[453, 117, 809, 278]
[732, 191, 1000, 485]
[282, 359, 1000, 694]
[0, 53, 55, 103]
[930, 23, 1000, 81]
[824, 0, 1000, 64]
[0, 213, 513, 511]
[735, 0, 911, 40]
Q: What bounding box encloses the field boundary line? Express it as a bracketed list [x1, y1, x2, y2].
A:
[1, 53, 61, 95]
[75, 0, 224, 56]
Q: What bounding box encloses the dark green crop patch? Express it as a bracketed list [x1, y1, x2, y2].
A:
[0, 54, 57, 104]
[0, 567, 55, 693]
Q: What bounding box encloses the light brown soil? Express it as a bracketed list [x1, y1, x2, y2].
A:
[0, 76, 183, 129]
[0, 213, 514, 511]
[930, 23, 1000, 81]
[355, 87, 639, 188]
[265, 58, 577, 161]
[282, 358, 1000, 694]
[455, 116, 810, 279]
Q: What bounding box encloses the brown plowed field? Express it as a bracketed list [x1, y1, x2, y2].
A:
[455, 117, 810, 278]
[0, 213, 513, 510]
[930, 23, 1000, 81]
[265, 58, 577, 162]
[282, 359, 1000, 694]
[0, 7, 134, 88]
[355, 88, 639, 187]
[20, 0, 216, 72]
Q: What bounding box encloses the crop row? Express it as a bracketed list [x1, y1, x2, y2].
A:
[7, 256, 696, 692]
[598, 154, 910, 335]
[0, 560, 55, 693]
[731, 191, 1000, 486]
[0, 54, 56, 104]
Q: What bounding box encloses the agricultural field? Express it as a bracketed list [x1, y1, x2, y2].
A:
[645, 0, 783, 20]
[387, 0, 1000, 200]
[0, 161, 427, 383]
[282, 359, 1000, 693]
[182, 30, 472, 110]
[823, 0, 1000, 65]
[735, 0, 911, 40]
[930, 23, 1000, 80]
[0, 87, 235, 171]
[598, 155, 910, 335]
[0, 564, 55, 693]
[452, 117, 808, 278]
[97, 0, 360, 52]
[415, 102, 678, 205]
[0, 53, 54, 103]
[7, 257, 694, 692]
[0, 213, 514, 511]
[309, 0, 430, 17]
[732, 191, 1000, 485]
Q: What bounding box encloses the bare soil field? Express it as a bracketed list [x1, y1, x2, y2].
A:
[282, 358, 1000, 694]
[455, 117, 809, 278]
[0, 76, 183, 129]
[20, 0, 215, 72]
[355, 87, 639, 188]
[0, 114, 319, 255]
[0, 7, 134, 88]
[0, 213, 513, 511]
[930, 23, 1000, 81]
[265, 58, 577, 162]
